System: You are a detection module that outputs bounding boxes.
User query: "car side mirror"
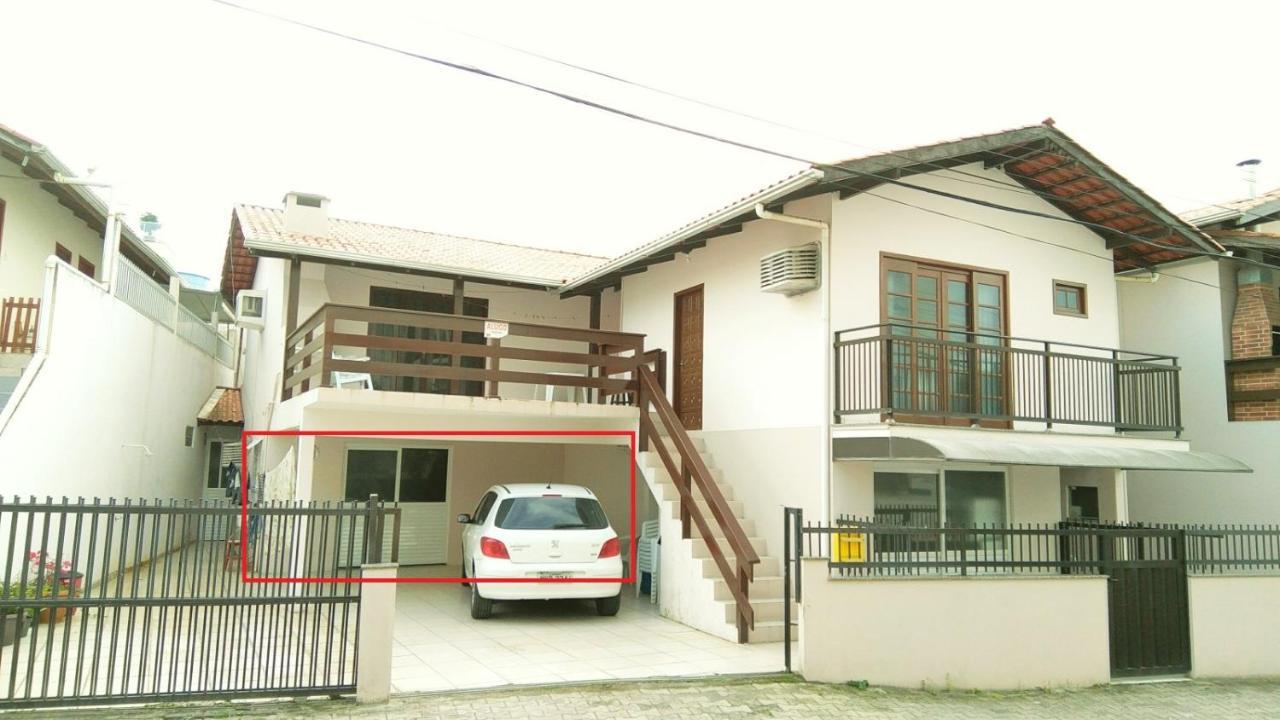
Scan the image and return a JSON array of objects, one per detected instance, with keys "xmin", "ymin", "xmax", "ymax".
[{"xmin": 456, "ymin": 513, "xmax": 472, "ymax": 524}]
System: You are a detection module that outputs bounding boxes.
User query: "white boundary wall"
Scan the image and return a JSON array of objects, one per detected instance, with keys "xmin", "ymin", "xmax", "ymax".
[
  {"xmin": 798, "ymin": 559, "xmax": 1111, "ymax": 689},
  {"xmin": 1188, "ymin": 575, "xmax": 1280, "ymax": 679},
  {"xmin": 0, "ymin": 261, "xmax": 220, "ymax": 501}
]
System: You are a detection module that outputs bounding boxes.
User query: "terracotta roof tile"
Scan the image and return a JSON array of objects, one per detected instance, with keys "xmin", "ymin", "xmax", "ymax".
[{"xmin": 197, "ymin": 387, "xmax": 242, "ymax": 425}]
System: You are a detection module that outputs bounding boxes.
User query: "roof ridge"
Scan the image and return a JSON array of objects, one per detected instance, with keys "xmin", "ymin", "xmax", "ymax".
[{"xmin": 236, "ymin": 203, "xmax": 609, "ymax": 261}]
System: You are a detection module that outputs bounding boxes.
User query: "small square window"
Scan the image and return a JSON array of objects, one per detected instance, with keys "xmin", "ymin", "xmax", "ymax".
[
  {"xmin": 54, "ymin": 243, "xmax": 72, "ymax": 264},
  {"xmin": 77, "ymin": 256, "xmax": 96, "ymax": 278},
  {"xmin": 1053, "ymin": 281, "xmax": 1087, "ymax": 317}
]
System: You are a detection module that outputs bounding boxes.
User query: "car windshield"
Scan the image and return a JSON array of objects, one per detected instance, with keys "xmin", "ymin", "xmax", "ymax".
[{"xmin": 493, "ymin": 496, "xmax": 609, "ymax": 530}]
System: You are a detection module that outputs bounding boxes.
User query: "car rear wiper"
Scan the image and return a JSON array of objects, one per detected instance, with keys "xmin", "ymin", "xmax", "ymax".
[{"xmin": 552, "ymin": 523, "xmax": 587, "ymax": 529}]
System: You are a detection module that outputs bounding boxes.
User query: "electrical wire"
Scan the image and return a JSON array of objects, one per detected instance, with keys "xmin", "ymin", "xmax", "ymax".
[
  {"xmin": 383, "ymin": 12, "xmax": 1260, "ymax": 231},
  {"xmin": 202, "ymin": 0, "xmax": 1256, "ymax": 273}
]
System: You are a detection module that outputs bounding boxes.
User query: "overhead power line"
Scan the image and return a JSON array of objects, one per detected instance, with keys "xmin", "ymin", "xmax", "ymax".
[{"xmin": 204, "ymin": 0, "xmax": 1276, "ymax": 277}]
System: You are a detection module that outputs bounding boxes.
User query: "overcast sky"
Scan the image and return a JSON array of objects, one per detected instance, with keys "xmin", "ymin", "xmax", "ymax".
[{"xmin": 3, "ymin": 0, "xmax": 1277, "ymax": 279}]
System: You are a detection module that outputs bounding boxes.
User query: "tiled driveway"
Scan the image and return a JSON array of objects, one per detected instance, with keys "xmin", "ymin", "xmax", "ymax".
[{"xmin": 389, "ymin": 566, "xmax": 783, "ymax": 692}]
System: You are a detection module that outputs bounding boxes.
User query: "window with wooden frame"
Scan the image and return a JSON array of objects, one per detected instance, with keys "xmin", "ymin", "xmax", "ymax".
[
  {"xmin": 54, "ymin": 243, "xmax": 72, "ymax": 264},
  {"xmin": 880, "ymin": 254, "xmax": 1009, "ymax": 425},
  {"xmin": 77, "ymin": 256, "xmax": 96, "ymax": 278},
  {"xmin": 1053, "ymin": 280, "xmax": 1087, "ymax": 317}
]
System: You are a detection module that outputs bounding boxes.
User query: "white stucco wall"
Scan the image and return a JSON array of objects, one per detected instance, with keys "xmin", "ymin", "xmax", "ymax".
[
  {"xmin": 1188, "ymin": 575, "xmax": 1280, "ymax": 678},
  {"xmin": 799, "ymin": 559, "xmax": 1111, "ymax": 689},
  {"xmin": 240, "ymin": 256, "xmax": 288, "ymax": 432},
  {"xmin": 307, "ymin": 437, "xmax": 632, "ymax": 566},
  {"xmin": 0, "ymin": 261, "xmax": 217, "ymax": 500},
  {"xmin": 0, "ymin": 156, "xmax": 104, "ymax": 298},
  {"xmin": 1118, "ymin": 258, "xmax": 1280, "ymax": 523},
  {"xmin": 831, "ymin": 164, "xmax": 1124, "ymax": 435}
]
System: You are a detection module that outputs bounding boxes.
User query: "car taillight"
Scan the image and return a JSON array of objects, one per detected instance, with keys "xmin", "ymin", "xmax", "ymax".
[
  {"xmin": 598, "ymin": 537, "xmax": 620, "ymax": 559},
  {"xmin": 480, "ymin": 536, "xmax": 509, "ymax": 559}
]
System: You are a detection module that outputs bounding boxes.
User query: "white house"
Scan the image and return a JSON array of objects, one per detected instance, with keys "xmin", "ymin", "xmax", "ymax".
[
  {"xmin": 0, "ymin": 122, "xmax": 235, "ymax": 503},
  {"xmin": 225, "ymin": 122, "xmax": 1255, "ymax": 650},
  {"xmin": 1118, "ymin": 185, "xmax": 1280, "ymax": 523}
]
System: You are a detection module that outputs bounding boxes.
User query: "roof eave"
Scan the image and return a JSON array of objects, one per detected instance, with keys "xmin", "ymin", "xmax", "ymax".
[
  {"xmin": 242, "ymin": 237, "xmax": 569, "ymax": 289},
  {"xmin": 560, "ymin": 168, "xmax": 825, "ymax": 294}
]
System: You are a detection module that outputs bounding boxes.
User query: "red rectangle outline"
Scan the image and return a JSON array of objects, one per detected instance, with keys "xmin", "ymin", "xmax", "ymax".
[{"xmin": 240, "ymin": 429, "xmax": 638, "ymax": 585}]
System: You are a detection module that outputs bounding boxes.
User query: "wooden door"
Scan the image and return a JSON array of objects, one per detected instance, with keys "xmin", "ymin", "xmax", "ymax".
[
  {"xmin": 673, "ymin": 285, "xmax": 704, "ymax": 430},
  {"xmin": 881, "ymin": 256, "xmax": 1008, "ymax": 426}
]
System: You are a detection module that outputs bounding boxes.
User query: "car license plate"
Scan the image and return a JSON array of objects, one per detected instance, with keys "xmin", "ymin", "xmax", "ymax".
[{"xmin": 538, "ymin": 572, "xmax": 574, "ymax": 579}]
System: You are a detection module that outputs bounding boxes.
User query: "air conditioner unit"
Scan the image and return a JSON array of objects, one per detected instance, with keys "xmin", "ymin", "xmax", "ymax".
[
  {"xmin": 236, "ymin": 290, "xmax": 266, "ymax": 330},
  {"xmin": 760, "ymin": 244, "xmax": 820, "ymax": 296}
]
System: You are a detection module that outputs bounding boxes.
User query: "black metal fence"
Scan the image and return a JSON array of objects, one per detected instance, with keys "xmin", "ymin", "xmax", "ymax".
[
  {"xmin": 795, "ymin": 517, "xmax": 1280, "ymax": 578},
  {"xmin": 833, "ymin": 323, "xmax": 1182, "ymax": 434},
  {"xmin": 0, "ymin": 496, "xmax": 398, "ymax": 709}
]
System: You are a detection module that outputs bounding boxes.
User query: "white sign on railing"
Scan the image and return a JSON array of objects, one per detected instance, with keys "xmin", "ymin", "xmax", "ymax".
[{"xmin": 483, "ymin": 320, "xmax": 509, "ymax": 339}]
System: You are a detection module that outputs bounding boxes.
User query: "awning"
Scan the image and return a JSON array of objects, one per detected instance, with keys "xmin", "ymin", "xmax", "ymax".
[
  {"xmin": 197, "ymin": 387, "xmax": 243, "ymax": 426},
  {"xmin": 832, "ymin": 436, "xmax": 1251, "ymax": 473}
]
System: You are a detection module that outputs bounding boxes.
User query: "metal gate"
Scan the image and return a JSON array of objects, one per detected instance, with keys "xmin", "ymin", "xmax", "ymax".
[
  {"xmin": 0, "ymin": 496, "xmax": 395, "ymax": 709},
  {"xmin": 1100, "ymin": 528, "xmax": 1191, "ymax": 678}
]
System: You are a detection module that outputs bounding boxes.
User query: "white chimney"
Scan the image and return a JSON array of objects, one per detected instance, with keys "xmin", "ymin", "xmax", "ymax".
[
  {"xmin": 282, "ymin": 192, "xmax": 330, "ymax": 236},
  {"xmin": 1237, "ymin": 159, "xmax": 1261, "ymax": 199}
]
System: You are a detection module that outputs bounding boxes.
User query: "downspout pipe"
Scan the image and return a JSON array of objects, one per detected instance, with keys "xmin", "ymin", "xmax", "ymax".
[{"xmin": 754, "ymin": 203, "xmax": 832, "ymax": 525}]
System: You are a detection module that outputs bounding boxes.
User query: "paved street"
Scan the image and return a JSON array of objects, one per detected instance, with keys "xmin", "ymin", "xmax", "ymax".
[{"xmin": 45, "ymin": 675, "xmax": 1280, "ymax": 719}]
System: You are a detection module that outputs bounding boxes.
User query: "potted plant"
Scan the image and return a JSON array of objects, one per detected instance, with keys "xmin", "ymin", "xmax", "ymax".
[
  {"xmin": 26, "ymin": 552, "xmax": 79, "ymax": 624},
  {"xmin": 0, "ymin": 583, "xmax": 33, "ymax": 646}
]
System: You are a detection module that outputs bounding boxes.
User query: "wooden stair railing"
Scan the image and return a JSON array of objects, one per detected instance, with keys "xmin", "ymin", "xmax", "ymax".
[{"xmin": 636, "ymin": 363, "xmax": 760, "ymax": 643}]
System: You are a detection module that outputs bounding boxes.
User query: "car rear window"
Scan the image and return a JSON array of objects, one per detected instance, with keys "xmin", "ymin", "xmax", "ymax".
[{"xmin": 493, "ymin": 496, "xmax": 609, "ymax": 530}]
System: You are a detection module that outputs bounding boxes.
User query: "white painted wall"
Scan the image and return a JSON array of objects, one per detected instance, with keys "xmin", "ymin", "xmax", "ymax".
[
  {"xmin": 1118, "ymin": 258, "xmax": 1280, "ymax": 523},
  {"xmin": 0, "ymin": 156, "xmax": 104, "ymax": 298},
  {"xmin": 831, "ymin": 163, "xmax": 1124, "ymax": 434},
  {"xmin": 620, "ymin": 195, "xmax": 827, "ymax": 433},
  {"xmin": 798, "ymin": 559, "xmax": 1112, "ymax": 689},
  {"xmin": 239, "ymin": 256, "xmax": 288, "ymax": 432},
  {"xmin": 0, "ymin": 261, "xmax": 218, "ymax": 500},
  {"xmin": 1188, "ymin": 575, "xmax": 1280, "ymax": 678},
  {"xmin": 307, "ymin": 437, "xmax": 632, "ymax": 566}
]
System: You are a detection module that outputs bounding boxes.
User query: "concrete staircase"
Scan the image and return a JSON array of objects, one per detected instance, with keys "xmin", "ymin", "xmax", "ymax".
[{"xmin": 637, "ymin": 419, "xmax": 787, "ymax": 644}]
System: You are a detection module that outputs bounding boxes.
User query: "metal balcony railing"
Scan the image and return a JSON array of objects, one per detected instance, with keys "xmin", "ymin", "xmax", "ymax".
[{"xmin": 834, "ymin": 323, "xmax": 1182, "ymax": 434}]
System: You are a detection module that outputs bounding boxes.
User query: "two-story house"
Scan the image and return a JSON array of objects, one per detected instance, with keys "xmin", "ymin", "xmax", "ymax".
[
  {"xmin": 225, "ymin": 122, "xmax": 1251, "ymax": 646},
  {"xmin": 1118, "ymin": 185, "xmax": 1280, "ymax": 523}
]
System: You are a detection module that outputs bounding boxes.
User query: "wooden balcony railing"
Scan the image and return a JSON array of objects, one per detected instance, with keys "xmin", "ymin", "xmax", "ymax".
[
  {"xmin": 834, "ymin": 323, "xmax": 1182, "ymax": 434},
  {"xmin": 637, "ymin": 363, "xmax": 760, "ymax": 643},
  {"xmin": 0, "ymin": 297, "xmax": 39, "ymax": 353},
  {"xmin": 282, "ymin": 303, "xmax": 646, "ymax": 402}
]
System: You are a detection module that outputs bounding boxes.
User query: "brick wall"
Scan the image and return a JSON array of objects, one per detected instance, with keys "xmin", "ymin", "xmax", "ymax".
[{"xmin": 1228, "ymin": 269, "xmax": 1280, "ymax": 421}]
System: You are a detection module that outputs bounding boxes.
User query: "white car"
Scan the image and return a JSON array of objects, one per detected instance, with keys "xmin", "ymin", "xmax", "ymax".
[{"xmin": 458, "ymin": 484, "xmax": 624, "ymax": 619}]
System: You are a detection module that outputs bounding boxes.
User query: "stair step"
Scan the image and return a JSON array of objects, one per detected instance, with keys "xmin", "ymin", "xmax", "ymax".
[
  {"xmin": 667, "ymin": 496, "xmax": 744, "ymax": 520},
  {"xmin": 746, "ymin": 621, "xmax": 787, "ymax": 644},
  {"xmin": 713, "ymin": 575, "xmax": 784, "ymax": 601},
  {"xmin": 721, "ymin": 598, "xmax": 793, "ymax": 625},
  {"xmin": 691, "ymin": 516, "xmax": 757, "ymax": 538},
  {"xmin": 648, "ymin": 476, "xmax": 733, "ymax": 502},
  {"xmin": 691, "ymin": 536, "xmax": 767, "ymax": 559},
  {"xmin": 699, "ymin": 554, "xmax": 779, "ymax": 578},
  {"xmin": 637, "ymin": 452, "xmax": 720, "ymax": 476}
]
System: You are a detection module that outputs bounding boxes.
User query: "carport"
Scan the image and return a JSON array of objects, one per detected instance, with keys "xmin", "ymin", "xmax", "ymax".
[{"xmin": 387, "ymin": 566, "xmax": 782, "ymax": 692}]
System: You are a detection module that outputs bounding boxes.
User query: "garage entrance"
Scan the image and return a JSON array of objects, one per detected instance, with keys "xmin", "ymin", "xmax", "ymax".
[{"xmin": 343, "ymin": 447, "xmax": 450, "ymax": 565}]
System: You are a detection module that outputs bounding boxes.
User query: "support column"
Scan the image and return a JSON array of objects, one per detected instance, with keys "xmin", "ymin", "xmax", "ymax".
[
  {"xmin": 589, "ymin": 291, "xmax": 602, "ymax": 403},
  {"xmin": 356, "ymin": 562, "xmax": 399, "ymax": 704},
  {"xmin": 450, "ymin": 278, "xmax": 464, "ymax": 395},
  {"xmin": 285, "ymin": 256, "xmax": 302, "ymax": 335},
  {"xmin": 288, "ymin": 434, "xmax": 317, "ymax": 581},
  {"xmin": 1111, "ymin": 469, "xmax": 1130, "ymax": 523}
]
